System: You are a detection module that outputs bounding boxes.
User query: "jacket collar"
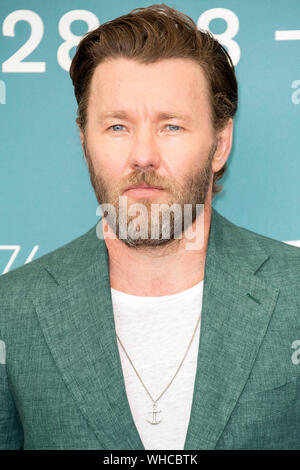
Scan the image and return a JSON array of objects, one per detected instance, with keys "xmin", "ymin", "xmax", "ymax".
[{"xmin": 33, "ymin": 208, "xmax": 279, "ymax": 449}]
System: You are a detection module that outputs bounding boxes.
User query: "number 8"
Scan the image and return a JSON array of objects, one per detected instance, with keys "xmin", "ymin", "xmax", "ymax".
[
  {"xmin": 197, "ymin": 8, "xmax": 240, "ymax": 66},
  {"xmin": 57, "ymin": 10, "xmax": 100, "ymax": 72}
]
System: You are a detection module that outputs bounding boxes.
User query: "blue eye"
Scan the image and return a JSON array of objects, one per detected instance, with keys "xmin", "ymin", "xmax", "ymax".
[
  {"xmin": 109, "ymin": 124, "xmax": 125, "ymax": 132},
  {"xmin": 166, "ymin": 125, "xmax": 181, "ymax": 131}
]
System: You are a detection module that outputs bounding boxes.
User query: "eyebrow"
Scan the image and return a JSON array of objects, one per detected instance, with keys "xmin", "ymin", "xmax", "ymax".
[{"xmin": 98, "ymin": 110, "xmax": 193, "ymax": 123}]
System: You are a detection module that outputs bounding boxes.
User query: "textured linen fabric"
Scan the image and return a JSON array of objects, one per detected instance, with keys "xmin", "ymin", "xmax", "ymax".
[
  {"xmin": 111, "ymin": 280, "xmax": 204, "ymax": 450},
  {"xmin": 0, "ymin": 207, "xmax": 300, "ymax": 449}
]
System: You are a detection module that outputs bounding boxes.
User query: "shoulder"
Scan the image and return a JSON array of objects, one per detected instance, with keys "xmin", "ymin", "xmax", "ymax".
[
  {"xmin": 0, "ymin": 221, "xmax": 105, "ymax": 300},
  {"xmin": 238, "ymin": 220, "xmax": 300, "ymax": 261},
  {"xmin": 219, "ymin": 210, "xmax": 300, "ymax": 279}
]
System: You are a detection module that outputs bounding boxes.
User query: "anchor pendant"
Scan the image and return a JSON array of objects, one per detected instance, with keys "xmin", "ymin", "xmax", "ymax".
[{"xmin": 146, "ymin": 402, "xmax": 162, "ymax": 424}]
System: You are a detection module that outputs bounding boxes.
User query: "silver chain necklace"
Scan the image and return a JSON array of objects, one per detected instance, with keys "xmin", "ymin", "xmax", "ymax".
[{"xmin": 116, "ymin": 311, "xmax": 201, "ymax": 425}]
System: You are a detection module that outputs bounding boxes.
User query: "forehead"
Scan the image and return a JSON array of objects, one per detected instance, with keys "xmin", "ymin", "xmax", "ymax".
[{"xmin": 88, "ymin": 57, "xmax": 211, "ymax": 118}]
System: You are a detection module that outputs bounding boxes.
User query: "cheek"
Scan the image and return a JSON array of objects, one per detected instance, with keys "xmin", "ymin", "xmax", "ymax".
[
  {"xmin": 167, "ymin": 143, "xmax": 210, "ymax": 173},
  {"xmin": 87, "ymin": 137, "xmax": 121, "ymax": 176},
  {"xmin": 160, "ymin": 138, "xmax": 194, "ymax": 165}
]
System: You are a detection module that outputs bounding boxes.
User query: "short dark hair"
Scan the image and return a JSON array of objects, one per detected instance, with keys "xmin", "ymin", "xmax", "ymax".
[{"xmin": 69, "ymin": 3, "xmax": 238, "ymax": 197}]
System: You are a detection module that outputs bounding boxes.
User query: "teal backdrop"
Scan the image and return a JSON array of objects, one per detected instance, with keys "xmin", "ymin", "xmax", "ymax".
[{"xmin": 1, "ymin": 0, "xmax": 300, "ymax": 273}]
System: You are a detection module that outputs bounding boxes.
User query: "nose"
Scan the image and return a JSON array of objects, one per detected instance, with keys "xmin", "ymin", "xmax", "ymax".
[{"xmin": 127, "ymin": 125, "xmax": 161, "ymax": 171}]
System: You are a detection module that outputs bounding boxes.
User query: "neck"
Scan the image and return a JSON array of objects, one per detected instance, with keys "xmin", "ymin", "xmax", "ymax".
[{"xmin": 103, "ymin": 198, "xmax": 212, "ymax": 297}]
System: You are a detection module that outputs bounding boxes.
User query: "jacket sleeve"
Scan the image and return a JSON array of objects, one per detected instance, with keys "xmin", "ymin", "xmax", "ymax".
[{"xmin": 0, "ymin": 338, "xmax": 24, "ymax": 450}]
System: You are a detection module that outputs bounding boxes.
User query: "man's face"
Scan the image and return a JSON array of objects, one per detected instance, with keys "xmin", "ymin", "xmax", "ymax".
[{"xmin": 81, "ymin": 57, "xmax": 219, "ymax": 248}]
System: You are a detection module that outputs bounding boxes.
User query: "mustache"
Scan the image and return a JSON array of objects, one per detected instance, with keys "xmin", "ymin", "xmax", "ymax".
[{"xmin": 120, "ymin": 170, "xmax": 172, "ymax": 193}]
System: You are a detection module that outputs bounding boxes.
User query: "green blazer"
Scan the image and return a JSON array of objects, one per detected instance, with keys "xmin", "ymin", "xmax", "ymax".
[{"xmin": 1, "ymin": 208, "xmax": 300, "ymax": 450}]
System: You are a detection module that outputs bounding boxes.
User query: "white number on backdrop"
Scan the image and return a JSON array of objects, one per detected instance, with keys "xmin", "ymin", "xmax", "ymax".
[
  {"xmin": 57, "ymin": 10, "xmax": 100, "ymax": 71},
  {"xmin": 291, "ymin": 80, "xmax": 300, "ymax": 105},
  {"xmin": 2, "ymin": 10, "xmax": 45, "ymax": 72},
  {"xmin": 2, "ymin": 9, "xmax": 100, "ymax": 73},
  {"xmin": 0, "ymin": 245, "xmax": 39, "ymax": 274},
  {"xmin": 197, "ymin": 8, "xmax": 240, "ymax": 66}
]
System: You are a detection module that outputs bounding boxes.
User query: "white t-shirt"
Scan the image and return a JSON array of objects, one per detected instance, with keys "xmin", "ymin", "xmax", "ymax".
[{"xmin": 111, "ymin": 280, "xmax": 204, "ymax": 450}]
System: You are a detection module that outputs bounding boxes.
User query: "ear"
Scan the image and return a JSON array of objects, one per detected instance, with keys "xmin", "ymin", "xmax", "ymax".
[
  {"xmin": 211, "ymin": 118, "xmax": 233, "ymax": 173},
  {"xmin": 76, "ymin": 117, "xmax": 85, "ymax": 148},
  {"xmin": 79, "ymin": 129, "xmax": 84, "ymax": 148}
]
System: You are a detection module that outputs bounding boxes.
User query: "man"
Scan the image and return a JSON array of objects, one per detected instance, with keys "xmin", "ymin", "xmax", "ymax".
[{"xmin": 1, "ymin": 4, "xmax": 300, "ymax": 450}]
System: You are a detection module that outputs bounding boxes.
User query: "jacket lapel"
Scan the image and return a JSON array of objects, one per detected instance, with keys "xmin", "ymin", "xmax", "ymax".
[
  {"xmin": 33, "ymin": 228, "xmax": 145, "ymax": 449},
  {"xmin": 183, "ymin": 209, "xmax": 280, "ymax": 449},
  {"xmin": 33, "ymin": 208, "xmax": 280, "ymax": 450}
]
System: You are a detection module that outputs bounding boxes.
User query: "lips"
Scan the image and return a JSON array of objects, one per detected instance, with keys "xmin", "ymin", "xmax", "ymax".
[{"xmin": 124, "ymin": 183, "xmax": 163, "ymax": 192}]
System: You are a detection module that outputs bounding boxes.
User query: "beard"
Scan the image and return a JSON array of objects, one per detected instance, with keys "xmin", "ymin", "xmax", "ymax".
[{"xmin": 83, "ymin": 139, "xmax": 217, "ymax": 249}]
